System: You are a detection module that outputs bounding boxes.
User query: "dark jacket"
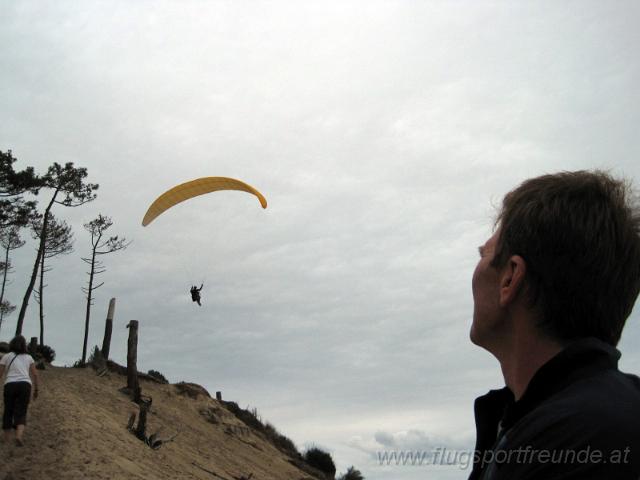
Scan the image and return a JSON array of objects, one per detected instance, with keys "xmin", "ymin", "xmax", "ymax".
[{"xmin": 469, "ymin": 338, "xmax": 640, "ymax": 480}]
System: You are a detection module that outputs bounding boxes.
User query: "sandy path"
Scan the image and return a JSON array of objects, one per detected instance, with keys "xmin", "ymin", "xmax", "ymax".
[{"xmin": 0, "ymin": 365, "xmax": 317, "ymax": 480}]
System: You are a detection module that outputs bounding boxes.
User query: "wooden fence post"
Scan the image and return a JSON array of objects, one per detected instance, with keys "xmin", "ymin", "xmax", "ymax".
[
  {"xmin": 101, "ymin": 298, "xmax": 116, "ymax": 360},
  {"xmin": 126, "ymin": 320, "xmax": 139, "ymax": 400},
  {"xmin": 134, "ymin": 401, "xmax": 149, "ymax": 441}
]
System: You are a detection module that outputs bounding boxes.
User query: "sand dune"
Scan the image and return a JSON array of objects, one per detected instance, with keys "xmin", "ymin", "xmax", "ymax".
[{"xmin": 0, "ymin": 365, "xmax": 321, "ymax": 480}]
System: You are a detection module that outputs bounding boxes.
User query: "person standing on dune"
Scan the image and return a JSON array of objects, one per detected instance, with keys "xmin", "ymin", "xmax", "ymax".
[{"xmin": 0, "ymin": 335, "xmax": 39, "ymax": 447}]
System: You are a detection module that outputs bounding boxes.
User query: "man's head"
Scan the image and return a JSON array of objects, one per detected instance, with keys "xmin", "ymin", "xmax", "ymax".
[{"xmin": 473, "ymin": 170, "xmax": 640, "ymax": 347}]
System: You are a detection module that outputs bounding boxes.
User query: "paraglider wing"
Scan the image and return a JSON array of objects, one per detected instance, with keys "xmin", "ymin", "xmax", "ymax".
[{"xmin": 142, "ymin": 177, "xmax": 267, "ymax": 226}]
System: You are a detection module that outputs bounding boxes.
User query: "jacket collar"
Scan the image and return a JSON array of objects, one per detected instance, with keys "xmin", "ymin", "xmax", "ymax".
[
  {"xmin": 502, "ymin": 337, "xmax": 619, "ymax": 429},
  {"xmin": 472, "ymin": 337, "xmax": 620, "ymax": 452}
]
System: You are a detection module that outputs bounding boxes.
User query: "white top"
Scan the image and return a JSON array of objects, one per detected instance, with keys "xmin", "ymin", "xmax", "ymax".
[{"xmin": 0, "ymin": 353, "xmax": 34, "ymax": 385}]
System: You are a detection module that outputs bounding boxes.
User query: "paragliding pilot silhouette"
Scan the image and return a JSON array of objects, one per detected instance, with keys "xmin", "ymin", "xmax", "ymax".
[{"xmin": 190, "ymin": 284, "xmax": 203, "ymax": 306}]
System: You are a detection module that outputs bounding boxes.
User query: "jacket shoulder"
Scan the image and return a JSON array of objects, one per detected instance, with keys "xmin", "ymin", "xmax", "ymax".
[
  {"xmin": 513, "ymin": 370, "xmax": 640, "ymax": 440},
  {"xmin": 499, "ymin": 370, "xmax": 640, "ymax": 478}
]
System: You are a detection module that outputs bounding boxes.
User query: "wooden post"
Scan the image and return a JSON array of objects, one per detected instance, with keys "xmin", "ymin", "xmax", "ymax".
[
  {"xmin": 216, "ymin": 391, "xmax": 222, "ymax": 401},
  {"xmin": 134, "ymin": 401, "xmax": 149, "ymax": 441},
  {"xmin": 126, "ymin": 320, "xmax": 139, "ymax": 397},
  {"xmin": 101, "ymin": 298, "xmax": 116, "ymax": 360}
]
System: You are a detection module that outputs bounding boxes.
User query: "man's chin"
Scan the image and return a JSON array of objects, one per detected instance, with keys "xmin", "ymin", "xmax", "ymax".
[
  {"xmin": 469, "ymin": 319, "xmax": 482, "ymax": 347},
  {"xmin": 469, "ymin": 321, "xmax": 492, "ymax": 349},
  {"xmin": 469, "ymin": 324, "xmax": 481, "ymax": 346}
]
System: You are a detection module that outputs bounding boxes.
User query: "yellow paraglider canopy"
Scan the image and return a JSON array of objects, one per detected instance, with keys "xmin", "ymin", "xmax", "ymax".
[{"xmin": 142, "ymin": 176, "xmax": 267, "ymax": 226}]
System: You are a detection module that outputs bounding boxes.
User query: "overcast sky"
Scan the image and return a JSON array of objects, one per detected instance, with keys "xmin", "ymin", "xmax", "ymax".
[{"xmin": 1, "ymin": 2, "xmax": 640, "ymax": 478}]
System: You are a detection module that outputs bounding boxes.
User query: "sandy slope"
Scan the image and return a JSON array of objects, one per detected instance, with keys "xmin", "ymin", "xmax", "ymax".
[{"xmin": 0, "ymin": 365, "xmax": 317, "ymax": 480}]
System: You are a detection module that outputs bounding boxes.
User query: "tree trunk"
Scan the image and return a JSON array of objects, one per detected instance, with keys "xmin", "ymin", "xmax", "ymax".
[
  {"xmin": 16, "ymin": 191, "xmax": 57, "ymax": 335},
  {"xmin": 126, "ymin": 320, "xmax": 139, "ymax": 395},
  {"xmin": 81, "ymin": 247, "xmax": 97, "ymax": 364},
  {"xmin": 101, "ymin": 298, "xmax": 116, "ymax": 360},
  {"xmin": 39, "ymin": 251, "xmax": 45, "ymax": 345},
  {"xmin": 0, "ymin": 242, "xmax": 10, "ymax": 333}
]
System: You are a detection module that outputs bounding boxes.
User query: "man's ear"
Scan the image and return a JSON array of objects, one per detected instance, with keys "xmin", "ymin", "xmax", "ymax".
[{"xmin": 499, "ymin": 255, "xmax": 527, "ymax": 307}]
